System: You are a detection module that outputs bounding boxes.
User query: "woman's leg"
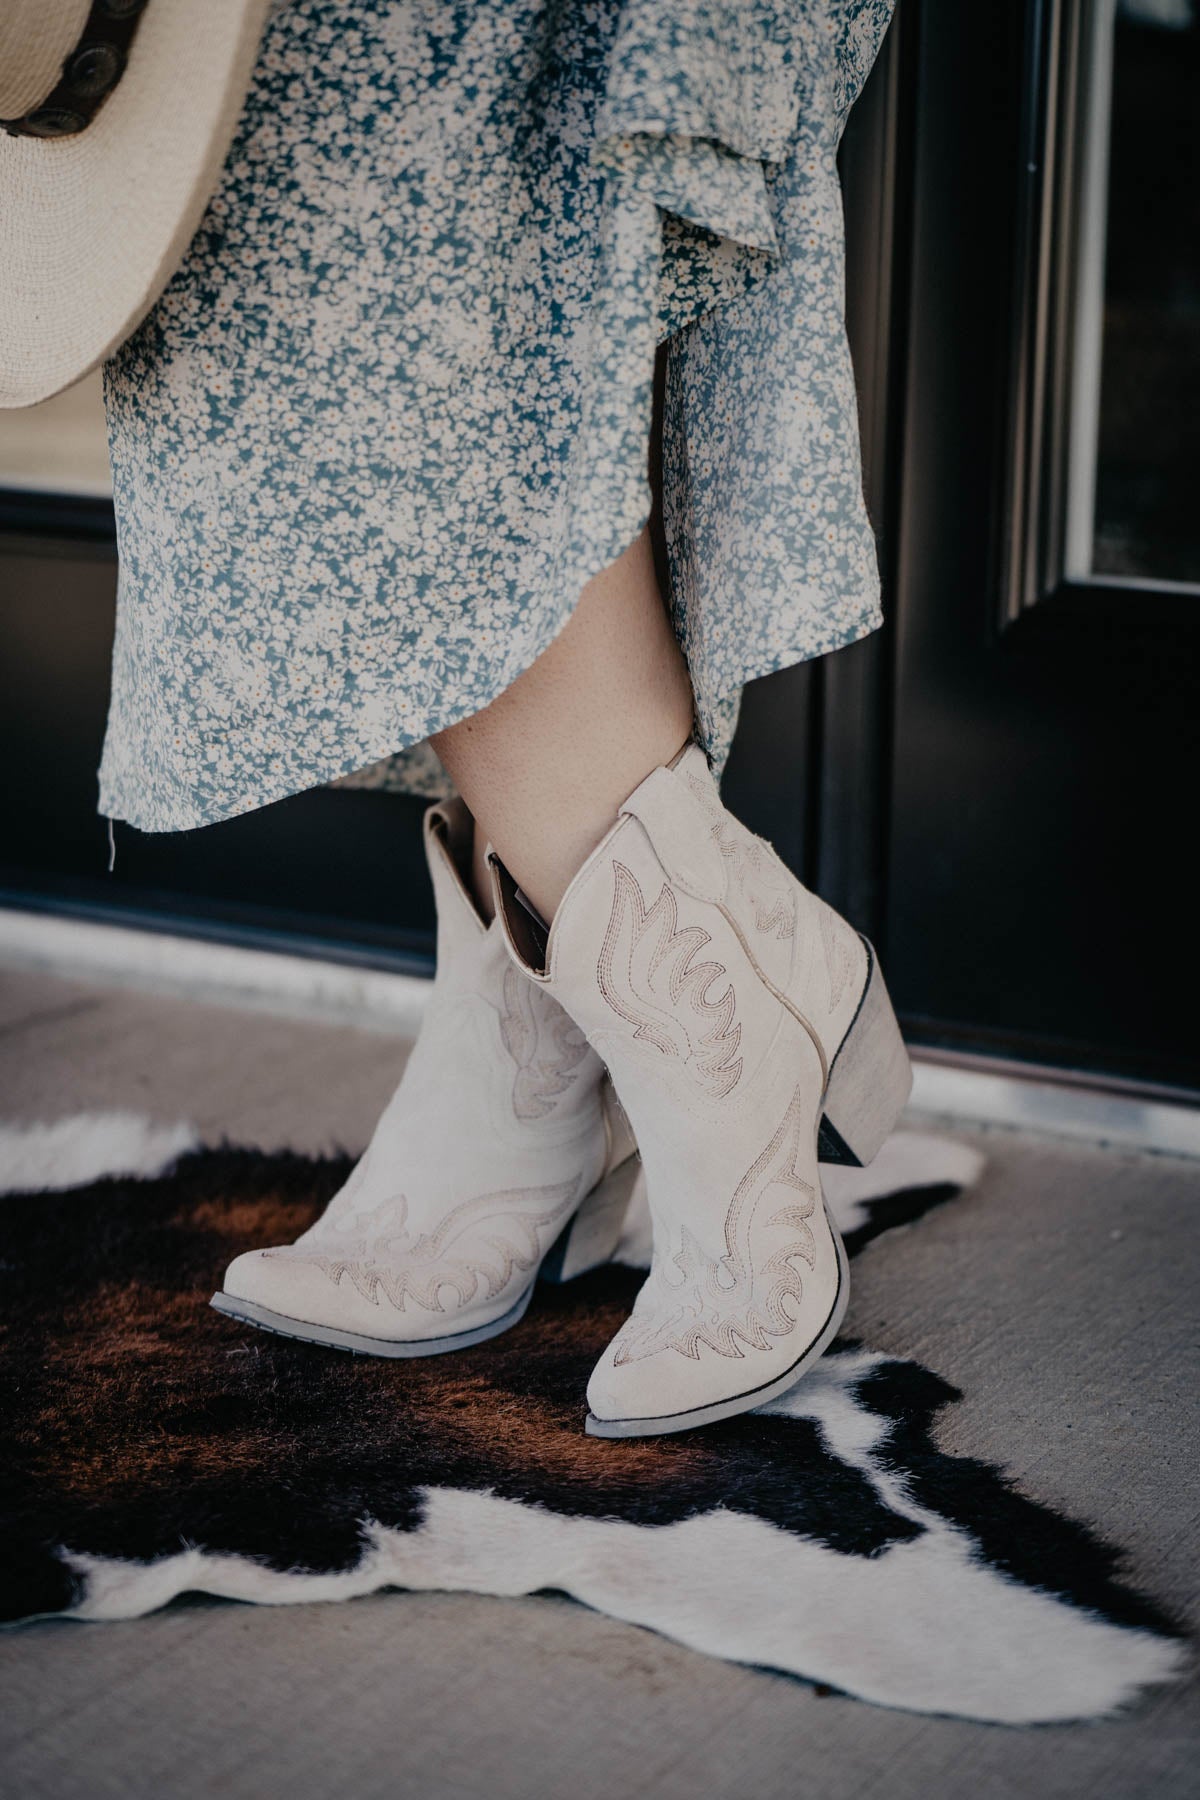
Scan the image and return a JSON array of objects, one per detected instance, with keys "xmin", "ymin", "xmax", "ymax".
[
  {"xmin": 215, "ymin": 534, "xmax": 683, "ymax": 1354},
  {"xmin": 432, "ymin": 523, "xmax": 694, "ymax": 924},
  {"xmin": 220, "ymin": 499, "xmax": 910, "ymax": 1424}
]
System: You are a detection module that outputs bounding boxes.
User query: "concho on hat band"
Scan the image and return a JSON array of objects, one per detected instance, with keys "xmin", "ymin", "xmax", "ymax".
[{"xmin": 1, "ymin": 0, "xmax": 150, "ymax": 140}]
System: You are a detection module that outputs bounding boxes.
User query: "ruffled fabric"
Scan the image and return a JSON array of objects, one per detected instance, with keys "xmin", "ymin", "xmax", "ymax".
[{"xmin": 100, "ymin": 0, "xmax": 894, "ymax": 830}]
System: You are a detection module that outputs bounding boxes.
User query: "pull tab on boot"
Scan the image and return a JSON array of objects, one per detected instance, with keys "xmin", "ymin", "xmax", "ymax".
[{"xmin": 618, "ymin": 764, "xmax": 727, "ymax": 902}]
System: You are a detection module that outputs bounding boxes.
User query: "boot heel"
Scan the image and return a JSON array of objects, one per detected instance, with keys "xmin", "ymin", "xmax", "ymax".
[
  {"xmin": 818, "ymin": 940, "xmax": 911, "ymax": 1167},
  {"xmin": 540, "ymin": 1153, "xmax": 641, "ymax": 1284}
]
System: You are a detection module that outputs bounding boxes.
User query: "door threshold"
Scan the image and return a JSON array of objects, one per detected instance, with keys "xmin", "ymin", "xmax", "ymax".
[
  {"xmin": 0, "ymin": 903, "xmax": 430, "ymax": 1038},
  {"xmin": 909, "ymin": 1048, "xmax": 1200, "ymax": 1161},
  {"xmin": 2, "ymin": 903, "xmax": 1197, "ymax": 1160}
]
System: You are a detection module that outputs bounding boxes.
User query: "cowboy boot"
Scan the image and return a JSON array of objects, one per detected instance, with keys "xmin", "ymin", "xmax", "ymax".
[
  {"xmin": 490, "ymin": 742, "xmax": 911, "ymax": 1436},
  {"xmin": 212, "ymin": 798, "xmax": 638, "ymax": 1355}
]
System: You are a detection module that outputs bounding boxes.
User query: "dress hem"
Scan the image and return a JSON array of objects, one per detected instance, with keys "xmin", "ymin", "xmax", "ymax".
[{"xmin": 97, "ymin": 600, "xmax": 885, "ymax": 836}]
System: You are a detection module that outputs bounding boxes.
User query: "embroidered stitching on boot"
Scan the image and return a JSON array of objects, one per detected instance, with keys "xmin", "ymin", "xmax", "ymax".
[
  {"xmin": 499, "ymin": 964, "xmax": 592, "ymax": 1120},
  {"xmin": 596, "ymin": 861, "xmax": 743, "ymax": 1100},
  {"xmin": 268, "ymin": 1179, "xmax": 579, "ymax": 1313},
  {"xmin": 820, "ymin": 908, "xmax": 857, "ymax": 1014},
  {"xmin": 683, "ymin": 768, "xmax": 796, "ymax": 940},
  {"xmin": 612, "ymin": 1086, "xmax": 818, "ymax": 1364}
]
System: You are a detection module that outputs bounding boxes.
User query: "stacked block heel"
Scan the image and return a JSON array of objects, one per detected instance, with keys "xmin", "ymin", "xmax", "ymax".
[
  {"xmin": 817, "ymin": 940, "xmax": 912, "ymax": 1168},
  {"xmin": 539, "ymin": 1154, "xmax": 642, "ymax": 1285}
]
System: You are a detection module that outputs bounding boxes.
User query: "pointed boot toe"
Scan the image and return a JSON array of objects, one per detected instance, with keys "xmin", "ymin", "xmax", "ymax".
[
  {"xmin": 583, "ymin": 1204, "xmax": 850, "ymax": 1436},
  {"xmin": 212, "ymin": 1233, "xmax": 543, "ymax": 1357},
  {"xmin": 213, "ymin": 1244, "xmax": 407, "ymax": 1352}
]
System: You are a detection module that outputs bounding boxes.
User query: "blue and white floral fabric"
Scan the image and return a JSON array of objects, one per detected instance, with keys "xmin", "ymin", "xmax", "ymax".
[{"xmin": 99, "ymin": 0, "xmax": 895, "ymax": 832}]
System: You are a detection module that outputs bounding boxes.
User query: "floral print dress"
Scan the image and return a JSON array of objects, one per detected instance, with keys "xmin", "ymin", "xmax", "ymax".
[{"xmin": 99, "ymin": 0, "xmax": 895, "ymax": 832}]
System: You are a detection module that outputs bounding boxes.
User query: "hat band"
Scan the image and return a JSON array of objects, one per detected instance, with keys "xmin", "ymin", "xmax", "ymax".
[{"xmin": 1, "ymin": 0, "xmax": 150, "ymax": 140}]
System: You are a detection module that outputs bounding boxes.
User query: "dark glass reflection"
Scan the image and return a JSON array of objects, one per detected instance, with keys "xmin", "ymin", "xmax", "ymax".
[{"xmin": 1094, "ymin": 1, "xmax": 1200, "ymax": 583}]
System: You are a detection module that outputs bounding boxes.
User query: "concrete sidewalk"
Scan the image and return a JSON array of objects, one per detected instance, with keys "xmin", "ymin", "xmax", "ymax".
[{"xmin": 1, "ymin": 965, "xmax": 1196, "ymax": 1800}]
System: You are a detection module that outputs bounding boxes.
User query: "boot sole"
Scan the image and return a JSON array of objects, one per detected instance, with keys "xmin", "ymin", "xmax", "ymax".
[
  {"xmin": 209, "ymin": 1279, "xmax": 537, "ymax": 1358},
  {"xmin": 584, "ymin": 1213, "xmax": 849, "ymax": 1439}
]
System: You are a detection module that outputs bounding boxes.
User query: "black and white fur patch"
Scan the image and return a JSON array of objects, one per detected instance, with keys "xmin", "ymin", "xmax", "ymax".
[{"xmin": 0, "ymin": 1114, "xmax": 1185, "ymax": 1724}]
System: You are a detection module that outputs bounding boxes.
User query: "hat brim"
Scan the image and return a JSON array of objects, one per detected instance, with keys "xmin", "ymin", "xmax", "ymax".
[{"xmin": 0, "ymin": 0, "xmax": 273, "ymax": 409}]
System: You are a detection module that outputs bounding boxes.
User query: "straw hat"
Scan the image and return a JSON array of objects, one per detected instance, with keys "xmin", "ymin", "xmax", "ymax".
[{"xmin": 1, "ymin": 0, "xmax": 273, "ymax": 409}]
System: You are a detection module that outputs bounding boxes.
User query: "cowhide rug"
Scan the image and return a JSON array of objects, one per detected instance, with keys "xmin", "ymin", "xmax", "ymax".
[{"xmin": 0, "ymin": 1113, "xmax": 1185, "ymax": 1724}]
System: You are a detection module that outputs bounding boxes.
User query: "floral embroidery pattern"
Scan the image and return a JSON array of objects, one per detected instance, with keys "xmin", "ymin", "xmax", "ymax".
[
  {"xmin": 819, "ymin": 905, "xmax": 859, "ymax": 1014},
  {"xmin": 597, "ymin": 861, "xmax": 743, "ymax": 1101},
  {"xmin": 498, "ymin": 963, "xmax": 593, "ymax": 1121},
  {"xmin": 612, "ymin": 1084, "xmax": 819, "ymax": 1365},
  {"xmin": 270, "ymin": 1179, "xmax": 580, "ymax": 1314},
  {"xmin": 99, "ymin": 0, "xmax": 894, "ymax": 832},
  {"xmin": 683, "ymin": 763, "xmax": 797, "ymax": 941}
]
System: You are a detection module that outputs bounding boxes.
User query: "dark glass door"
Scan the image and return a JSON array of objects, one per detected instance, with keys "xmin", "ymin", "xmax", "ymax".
[{"xmin": 880, "ymin": 0, "xmax": 1200, "ymax": 1091}]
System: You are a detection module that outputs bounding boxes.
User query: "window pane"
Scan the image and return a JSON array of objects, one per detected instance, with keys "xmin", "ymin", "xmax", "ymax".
[{"xmin": 1071, "ymin": 0, "xmax": 1200, "ymax": 586}]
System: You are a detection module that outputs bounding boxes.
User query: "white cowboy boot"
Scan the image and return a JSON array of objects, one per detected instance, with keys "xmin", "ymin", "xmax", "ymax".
[
  {"xmin": 490, "ymin": 743, "xmax": 911, "ymax": 1436},
  {"xmin": 212, "ymin": 798, "xmax": 638, "ymax": 1355}
]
